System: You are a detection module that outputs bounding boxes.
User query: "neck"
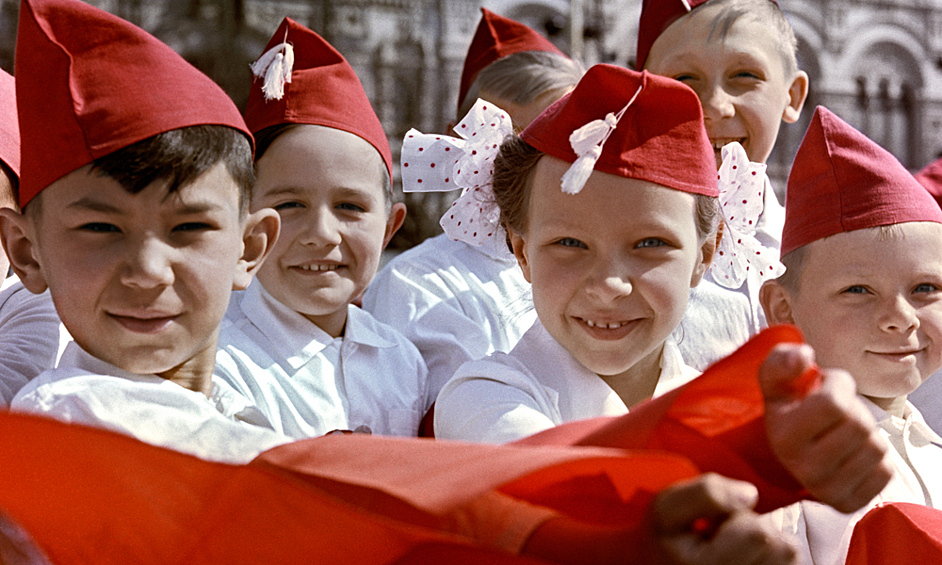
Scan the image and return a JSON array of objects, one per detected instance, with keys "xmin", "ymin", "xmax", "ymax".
[
  {"xmin": 599, "ymin": 343, "xmax": 665, "ymax": 410},
  {"xmin": 156, "ymin": 338, "xmax": 217, "ymax": 397},
  {"xmin": 865, "ymin": 394, "xmax": 909, "ymax": 419}
]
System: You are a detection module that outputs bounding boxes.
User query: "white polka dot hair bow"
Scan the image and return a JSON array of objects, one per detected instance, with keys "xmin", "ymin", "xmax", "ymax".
[
  {"xmin": 401, "ymin": 99, "xmax": 514, "ymax": 247},
  {"xmin": 711, "ymin": 142, "xmax": 785, "ymax": 289}
]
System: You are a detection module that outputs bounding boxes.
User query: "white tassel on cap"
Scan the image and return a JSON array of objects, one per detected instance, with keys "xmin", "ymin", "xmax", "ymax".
[
  {"xmin": 560, "ymin": 84, "xmax": 643, "ymax": 195},
  {"xmin": 250, "ymin": 32, "xmax": 294, "ymax": 101}
]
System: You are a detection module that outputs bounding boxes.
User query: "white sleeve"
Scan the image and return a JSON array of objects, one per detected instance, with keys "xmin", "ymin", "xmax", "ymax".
[
  {"xmin": 434, "ymin": 356, "xmax": 560, "ymax": 444},
  {"xmin": 0, "ymin": 286, "xmax": 62, "ymax": 406}
]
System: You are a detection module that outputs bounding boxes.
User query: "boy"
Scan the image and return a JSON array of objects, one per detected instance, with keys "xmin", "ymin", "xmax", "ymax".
[
  {"xmin": 214, "ymin": 17, "xmax": 428, "ymax": 438},
  {"xmin": 760, "ymin": 106, "xmax": 942, "ymax": 565},
  {"xmin": 3, "ymin": 0, "xmax": 287, "ymax": 463},
  {"xmin": 638, "ymin": 0, "xmax": 809, "ymax": 370},
  {"xmin": 363, "ymin": 8, "xmax": 583, "ymax": 399},
  {"xmin": 0, "ymin": 68, "xmax": 63, "ymax": 405}
]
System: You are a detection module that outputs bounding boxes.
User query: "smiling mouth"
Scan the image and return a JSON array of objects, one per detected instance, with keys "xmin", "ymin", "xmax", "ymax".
[
  {"xmin": 711, "ymin": 138, "xmax": 744, "ymax": 151},
  {"xmin": 110, "ymin": 313, "xmax": 177, "ymax": 334},
  {"xmin": 296, "ymin": 264, "xmax": 340, "ymax": 272},
  {"xmin": 584, "ymin": 319, "xmax": 630, "ymax": 329}
]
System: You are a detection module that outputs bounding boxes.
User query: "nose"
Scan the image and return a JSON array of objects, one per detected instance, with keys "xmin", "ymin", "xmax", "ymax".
[
  {"xmin": 121, "ymin": 235, "xmax": 174, "ymax": 289},
  {"xmin": 700, "ymin": 83, "xmax": 736, "ymax": 122},
  {"xmin": 299, "ymin": 206, "xmax": 343, "ymax": 247},
  {"xmin": 584, "ymin": 261, "xmax": 633, "ymax": 304},
  {"xmin": 879, "ymin": 295, "xmax": 920, "ymax": 333}
]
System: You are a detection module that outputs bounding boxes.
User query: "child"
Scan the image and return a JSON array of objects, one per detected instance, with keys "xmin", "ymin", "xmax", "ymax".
[
  {"xmin": 363, "ymin": 8, "xmax": 583, "ymax": 399},
  {"xmin": 4, "ymin": 0, "xmax": 288, "ymax": 463},
  {"xmin": 759, "ymin": 106, "xmax": 942, "ymax": 565},
  {"xmin": 0, "ymin": 68, "xmax": 63, "ymax": 405},
  {"xmin": 638, "ymin": 0, "xmax": 809, "ymax": 371},
  {"xmin": 214, "ymin": 17, "xmax": 428, "ymax": 439},
  {"xmin": 434, "ymin": 63, "xmax": 785, "ymax": 443}
]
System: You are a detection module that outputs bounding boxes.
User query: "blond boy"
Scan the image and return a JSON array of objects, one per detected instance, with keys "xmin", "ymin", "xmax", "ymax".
[
  {"xmin": 760, "ymin": 106, "xmax": 942, "ymax": 565},
  {"xmin": 639, "ymin": 0, "xmax": 809, "ymax": 370}
]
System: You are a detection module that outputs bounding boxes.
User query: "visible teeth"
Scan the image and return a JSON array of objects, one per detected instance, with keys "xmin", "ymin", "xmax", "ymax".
[
  {"xmin": 299, "ymin": 264, "xmax": 338, "ymax": 271},
  {"xmin": 585, "ymin": 320, "xmax": 628, "ymax": 329}
]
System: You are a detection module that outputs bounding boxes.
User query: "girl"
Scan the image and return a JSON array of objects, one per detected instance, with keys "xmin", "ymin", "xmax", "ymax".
[{"xmin": 426, "ymin": 63, "xmax": 783, "ymax": 443}]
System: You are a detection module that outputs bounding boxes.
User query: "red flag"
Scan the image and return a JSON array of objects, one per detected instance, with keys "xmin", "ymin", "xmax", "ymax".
[{"xmin": 846, "ymin": 503, "xmax": 942, "ymax": 565}]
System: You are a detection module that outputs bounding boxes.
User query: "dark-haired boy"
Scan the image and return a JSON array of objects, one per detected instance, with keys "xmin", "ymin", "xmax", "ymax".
[{"xmin": 3, "ymin": 0, "xmax": 286, "ymax": 462}]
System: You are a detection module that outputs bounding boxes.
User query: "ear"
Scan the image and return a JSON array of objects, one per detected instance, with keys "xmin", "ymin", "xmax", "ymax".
[
  {"xmin": 0, "ymin": 207, "xmax": 48, "ymax": 294},
  {"xmin": 690, "ymin": 224, "xmax": 723, "ymax": 287},
  {"xmin": 508, "ymin": 227, "xmax": 532, "ymax": 283},
  {"xmin": 382, "ymin": 202, "xmax": 407, "ymax": 250},
  {"xmin": 233, "ymin": 208, "xmax": 280, "ymax": 291},
  {"xmin": 759, "ymin": 280, "xmax": 797, "ymax": 325},
  {"xmin": 782, "ymin": 70, "xmax": 809, "ymax": 124}
]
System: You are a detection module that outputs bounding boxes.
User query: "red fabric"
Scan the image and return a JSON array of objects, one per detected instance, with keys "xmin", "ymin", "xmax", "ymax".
[
  {"xmin": 0, "ymin": 69, "xmax": 19, "ymax": 178},
  {"xmin": 520, "ymin": 65, "xmax": 717, "ymax": 197},
  {"xmin": 458, "ymin": 8, "xmax": 564, "ymax": 113},
  {"xmin": 846, "ymin": 503, "xmax": 942, "ymax": 565},
  {"xmin": 915, "ymin": 157, "xmax": 942, "ymax": 210},
  {"xmin": 244, "ymin": 18, "xmax": 392, "ymax": 180},
  {"xmin": 0, "ymin": 411, "xmax": 700, "ymax": 563},
  {"xmin": 14, "ymin": 0, "xmax": 251, "ymax": 208},
  {"xmin": 782, "ymin": 107, "xmax": 942, "ymax": 256},
  {"xmin": 514, "ymin": 325, "xmax": 812, "ymax": 514},
  {"xmin": 635, "ymin": 0, "xmax": 780, "ymax": 70}
]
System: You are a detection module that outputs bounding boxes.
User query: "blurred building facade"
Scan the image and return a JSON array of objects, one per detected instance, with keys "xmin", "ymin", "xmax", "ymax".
[{"xmin": 2, "ymin": 0, "xmax": 942, "ymax": 246}]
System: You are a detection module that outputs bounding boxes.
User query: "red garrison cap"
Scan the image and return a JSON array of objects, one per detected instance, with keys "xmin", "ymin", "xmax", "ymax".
[
  {"xmin": 636, "ymin": 0, "xmax": 780, "ymax": 70},
  {"xmin": 458, "ymin": 8, "xmax": 564, "ymax": 113},
  {"xmin": 0, "ymin": 69, "xmax": 19, "ymax": 179},
  {"xmin": 520, "ymin": 64, "xmax": 717, "ymax": 197},
  {"xmin": 14, "ymin": 0, "xmax": 251, "ymax": 208},
  {"xmin": 915, "ymin": 157, "xmax": 942, "ymax": 210},
  {"xmin": 245, "ymin": 17, "xmax": 392, "ymax": 181},
  {"xmin": 781, "ymin": 106, "xmax": 942, "ymax": 256}
]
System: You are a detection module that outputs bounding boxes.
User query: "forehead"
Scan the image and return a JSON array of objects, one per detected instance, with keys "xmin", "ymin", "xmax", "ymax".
[
  {"xmin": 645, "ymin": 4, "xmax": 785, "ymax": 72},
  {"xmin": 528, "ymin": 156, "xmax": 698, "ymax": 233},
  {"xmin": 253, "ymin": 125, "xmax": 387, "ymax": 200},
  {"xmin": 803, "ymin": 223, "xmax": 942, "ymax": 279}
]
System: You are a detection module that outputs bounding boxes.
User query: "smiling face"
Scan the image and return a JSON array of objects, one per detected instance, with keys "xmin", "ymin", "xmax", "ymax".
[
  {"xmin": 510, "ymin": 156, "xmax": 712, "ymax": 386},
  {"xmin": 20, "ymin": 162, "xmax": 255, "ymax": 382},
  {"xmin": 772, "ymin": 223, "xmax": 942, "ymax": 411},
  {"xmin": 252, "ymin": 125, "xmax": 403, "ymax": 338},
  {"xmin": 643, "ymin": 3, "xmax": 807, "ymax": 167}
]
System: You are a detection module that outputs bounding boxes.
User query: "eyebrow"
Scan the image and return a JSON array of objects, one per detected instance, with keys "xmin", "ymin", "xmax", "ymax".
[
  {"xmin": 260, "ymin": 184, "xmax": 380, "ymax": 202},
  {"xmin": 66, "ymin": 196, "xmax": 226, "ymax": 215}
]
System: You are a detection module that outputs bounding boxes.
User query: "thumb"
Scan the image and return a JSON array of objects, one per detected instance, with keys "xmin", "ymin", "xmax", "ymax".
[{"xmin": 759, "ymin": 343, "xmax": 822, "ymax": 403}]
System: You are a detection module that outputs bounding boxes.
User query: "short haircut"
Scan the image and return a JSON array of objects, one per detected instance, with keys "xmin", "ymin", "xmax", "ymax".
[
  {"xmin": 492, "ymin": 134, "xmax": 719, "ymax": 251},
  {"xmin": 89, "ymin": 125, "xmax": 254, "ymax": 215},
  {"xmin": 458, "ymin": 51, "xmax": 585, "ymax": 121},
  {"xmin": 693, "ymin": 0, "xmax": 799, "ymax": 75},
  {"xmin": 253, "ymin": 123, "xmax": 393, "ymax": 213},
  {"xmin": 0, "ymin": 160, "xmax": 18, "ymax": 211}
]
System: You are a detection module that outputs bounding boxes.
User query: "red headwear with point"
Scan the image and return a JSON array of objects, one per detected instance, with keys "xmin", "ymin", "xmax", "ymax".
[
  {"xmin": 458, "ymin": 8, "xmax": 565, "ymax": 114},
  {"xmin": 245, "ymin": 17, "xmax": 392, "ymax": 181},
  {"xmin": 781, "ymin": 106, "xmax": 942, "ymax": 256},
  {"xmin": 636, "ymin": 0, "xmax": 780, "ymax": 70},
  {"xmin": 0, "ymin": 69, "xmax": 19, "ymax": 180},
  {"xmin": 520, "ymin": 64, "xmax": 717, "ymax": 197},
  {"xmin": 915, "ymin": 157, "xmax": 942, "ymax": 210},
  {"xmin": 14, "ymin": 0, "xmax": 251, "ymax": 209}
]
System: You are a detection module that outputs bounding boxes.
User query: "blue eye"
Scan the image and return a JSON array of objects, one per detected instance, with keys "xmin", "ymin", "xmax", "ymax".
[
  {"xmin": 636, "ymin": 238, "xmax": 666, "ymax": 248},
  {"xmin": 337, "ymin": 202, "xmax": 366, "ymax": 213},
  {"xmin": 274, "ymin": 201, "xmax": 304, "ymax": 211},
  {"xmin": 843, "ymin": 285, "xmax": 868, "ymax": 295},
  {"xmin": 556, "ymin": 237, "xmax": 587, "ymax": 249},
  {"xmin": 915, "ymin": 283, "xmax": 939, "ymax": 294}
]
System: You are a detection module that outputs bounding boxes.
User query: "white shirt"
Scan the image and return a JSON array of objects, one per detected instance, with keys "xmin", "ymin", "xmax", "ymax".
[
  {"xmin": 363, "ymin": 233, "xmax": 537, "ymax": 398},
  {"xmin": 215, "ymin": 281, "xmax": 429, "ymax": 439},
  {"xmin": 10, "ymin": 342, "xmax": 289, "ymax": 464},
  {"xmin": 677, "ymin": 176, "xmax": 785, "ymax": 370},
  {"xmin": 0, "ymin": 276, "xmax": 65, "ymax": 406},
  {"xmin": 769, "ymin": 399, "xmax": 942, "ymax": 565},
  {"xmin": 908, "ymin": 367, "xmax": 942, "ymax": 435},
  {"xmin": 435, "ymin": 319, "xmax": 700, "ymax": 444}
]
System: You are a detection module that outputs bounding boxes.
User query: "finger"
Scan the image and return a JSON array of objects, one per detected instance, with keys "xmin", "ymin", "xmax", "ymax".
[
  {"xmin": 663, "ymin": 511, "xmax": 799, "ymax": 565},
  {"xmin": 653, "ymin": 473, "xmax": 758, "ymax": 534},
  {"xmin": 759, "ymin": 343, "xmax": 821, "ymax": 403}
]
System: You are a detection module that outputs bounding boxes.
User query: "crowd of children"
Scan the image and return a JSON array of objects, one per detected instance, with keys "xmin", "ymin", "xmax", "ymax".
[{"xmin": 1, "ymin": 0, "xmax": 941, "ymax": 562}]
